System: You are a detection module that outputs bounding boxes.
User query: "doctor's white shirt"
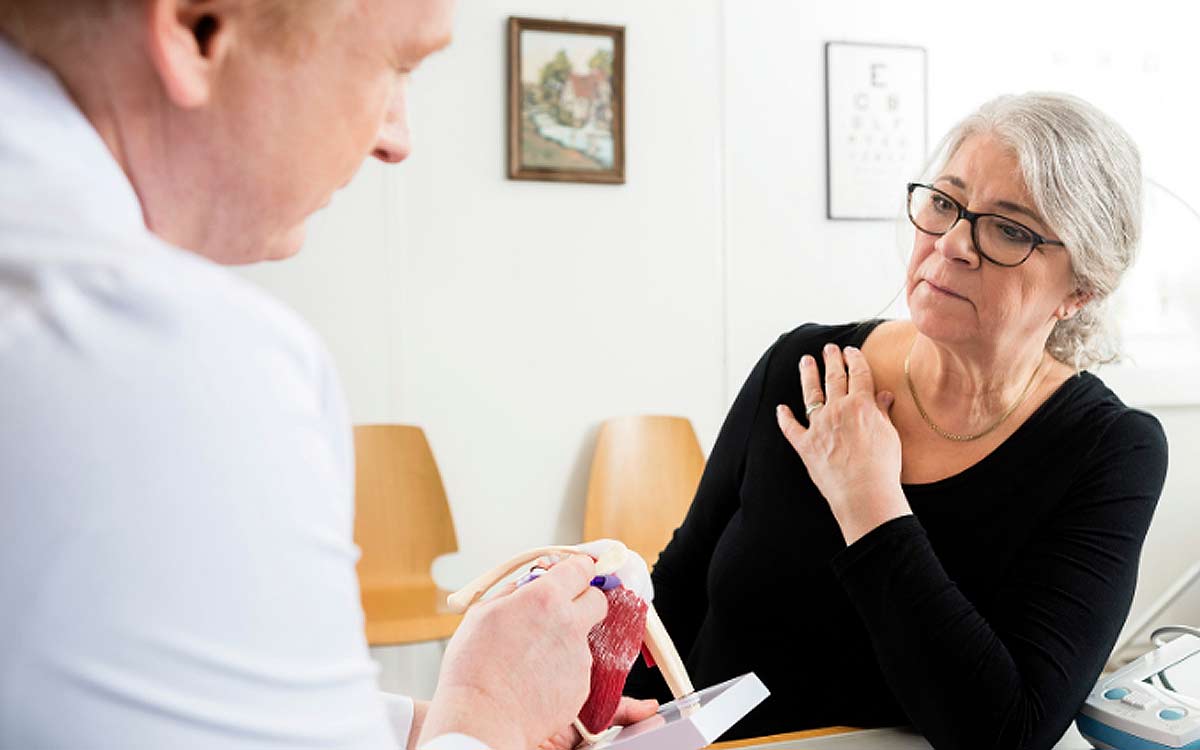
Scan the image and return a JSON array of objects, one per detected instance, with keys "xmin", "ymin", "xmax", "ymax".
[{"xmin": 0, "ymin": 37, "xmax": 483, "ymax": 750}]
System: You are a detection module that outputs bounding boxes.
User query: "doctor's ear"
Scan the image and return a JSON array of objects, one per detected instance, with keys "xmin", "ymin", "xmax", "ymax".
[
  {"xmin": 1055, "ymin": 288, "xmax": 1094, "ymax": 322},
  {"xmin": 144, "ymin": 0, "xmax": 240, "ymax": 109}
]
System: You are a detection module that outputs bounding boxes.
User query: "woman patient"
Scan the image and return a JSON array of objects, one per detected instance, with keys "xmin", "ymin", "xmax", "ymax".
[{"xmin": 624, "ymin": 93, "xmax": 1168, "ymax": 749}]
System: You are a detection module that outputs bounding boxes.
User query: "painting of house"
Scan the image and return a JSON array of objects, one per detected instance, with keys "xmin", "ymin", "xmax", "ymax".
[
  {"xmin": 560, "ymin": 71, "xmax": 613, "ymax": 132},
  {"xmin": 508, "ymin": 18, "xmax": 625, "ymax": 183}
]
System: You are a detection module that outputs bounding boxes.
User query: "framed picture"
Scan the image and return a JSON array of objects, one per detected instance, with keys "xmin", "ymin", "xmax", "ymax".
[
  {"xmin": 507, "ymin": 17, "xmax": 625, "ymax": 184},
  {"xmin": 825, "ymin": 41, "xmax": 927, "ymax": 220}
]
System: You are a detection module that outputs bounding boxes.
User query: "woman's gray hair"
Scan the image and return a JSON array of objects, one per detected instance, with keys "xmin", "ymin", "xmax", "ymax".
[{"xmin": 924, "ymin": 93, "xmax": 1142, "ymax": 370}]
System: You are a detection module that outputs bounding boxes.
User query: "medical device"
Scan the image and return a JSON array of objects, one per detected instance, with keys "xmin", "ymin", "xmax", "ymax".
[{"xmin": 1077, "ymin": 626, "xmax": 1200, "ymax": 749}]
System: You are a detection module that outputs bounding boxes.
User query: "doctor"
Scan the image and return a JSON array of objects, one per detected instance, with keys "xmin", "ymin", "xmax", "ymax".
[{"xmin": 0, "ymin": 1, "xmax": 654, "ymax": 748}]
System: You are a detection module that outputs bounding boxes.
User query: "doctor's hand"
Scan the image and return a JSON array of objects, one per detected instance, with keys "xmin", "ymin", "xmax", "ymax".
[
  {"xmin": 775, "ymin": 344, "xmax": 912, "ymax": 546},
  {"xmin": 418, "ymin": 555, "xmax": 608, "ymax": 750}
]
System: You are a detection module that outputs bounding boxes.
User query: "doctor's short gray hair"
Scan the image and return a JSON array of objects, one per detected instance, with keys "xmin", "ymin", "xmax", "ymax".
[
  {"xmin": 926, "ymin": 93, "xmax": 1142, "ymax": 371},
  {"xmin": 0, "ymin": 0, "xmax": 342, "ymax": 56}
]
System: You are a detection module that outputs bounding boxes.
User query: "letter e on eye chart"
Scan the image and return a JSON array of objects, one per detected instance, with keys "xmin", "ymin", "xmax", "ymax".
[{"xmin": 825, "ymin": 41, "xmax": 927, "ymax": 220}]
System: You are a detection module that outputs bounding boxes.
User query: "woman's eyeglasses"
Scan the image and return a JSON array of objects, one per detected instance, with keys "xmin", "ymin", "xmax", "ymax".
[{"xmin": 906, "ymin": 183, "xmax": 1064, "ymax": 267}]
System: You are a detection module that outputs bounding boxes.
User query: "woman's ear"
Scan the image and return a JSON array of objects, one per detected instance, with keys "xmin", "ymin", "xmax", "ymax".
[
  {"xmin": 1055, "ymin": 288, "xmax": 1094, "ymax": 322},
  {"xmin": 143, "ymin": 0, "xmax": 239, "ymax": 109}
]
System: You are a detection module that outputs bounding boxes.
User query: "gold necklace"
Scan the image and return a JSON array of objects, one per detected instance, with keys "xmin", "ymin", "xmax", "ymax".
[{"xmin": 904, "ymin": 340, "xmax": 1045, "ymax": 442}]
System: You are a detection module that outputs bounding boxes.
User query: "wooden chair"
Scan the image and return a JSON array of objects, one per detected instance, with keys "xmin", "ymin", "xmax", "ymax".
[
  {"xmin": 353, "ymin": 424, "xmax": 463, "ymax": 646},
  {"xmin": 584, "ymin": 416, "xmax": 706, "ymax": 567}
]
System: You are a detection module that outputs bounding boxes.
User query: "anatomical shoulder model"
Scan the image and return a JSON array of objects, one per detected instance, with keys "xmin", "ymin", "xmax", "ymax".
[{"xmin": 447, "ymin": 540, "xmax": 695, "ymax": 745}]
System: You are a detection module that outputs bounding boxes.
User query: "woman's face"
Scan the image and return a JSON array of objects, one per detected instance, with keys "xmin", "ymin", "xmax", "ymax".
[{"xmin": 906, "ymin": 134, "xmax": 1082, "ymax": 360}]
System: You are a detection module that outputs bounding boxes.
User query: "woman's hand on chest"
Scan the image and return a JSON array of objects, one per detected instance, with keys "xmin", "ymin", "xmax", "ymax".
[{"xmin": 775, "ymin": 343, "xmax": 912, "ymax": 545}]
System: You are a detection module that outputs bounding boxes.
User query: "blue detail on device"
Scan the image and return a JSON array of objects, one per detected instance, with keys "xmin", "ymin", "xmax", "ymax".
[{"xmin": 1076, "ymin": 715, "xmax": 1200, "ymax": 750}]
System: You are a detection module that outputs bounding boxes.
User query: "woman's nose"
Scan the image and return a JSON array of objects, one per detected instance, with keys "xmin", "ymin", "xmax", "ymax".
[{"xmin": 935, "ymin": 218, "xmax": 981, "ymax": 268}]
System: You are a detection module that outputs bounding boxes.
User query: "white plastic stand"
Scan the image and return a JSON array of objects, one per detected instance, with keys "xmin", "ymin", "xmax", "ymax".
[{"xmin": 577, "ymin": 673, "xmax": 769, "ymax": 750}]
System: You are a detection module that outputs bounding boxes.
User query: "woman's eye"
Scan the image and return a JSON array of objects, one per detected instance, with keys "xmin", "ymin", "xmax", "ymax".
[
  {"xmin": 998, "ymin": 221, "xmax": 1033, "ymax": 244},
  {"xmin": 931, "ymin": 195, "xmax": 954, "ymax": 212}
]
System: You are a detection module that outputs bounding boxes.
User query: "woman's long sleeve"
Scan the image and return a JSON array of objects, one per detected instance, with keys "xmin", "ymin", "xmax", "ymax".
[
  {"xmin": 623, "ymin": 339, "xmax": 779, "ymax": 700},
  {"xmin": 831, "ymin": 410, "xmax": 1168, "ymax": 750}
]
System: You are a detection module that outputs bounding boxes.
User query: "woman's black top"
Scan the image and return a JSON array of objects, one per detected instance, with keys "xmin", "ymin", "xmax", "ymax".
[{"xmin": 623, "ymin": 321, "xmax": 1168, "ymax": 750}]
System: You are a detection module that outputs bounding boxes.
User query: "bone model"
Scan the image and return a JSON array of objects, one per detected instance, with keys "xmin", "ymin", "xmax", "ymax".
[{"xmin": 447, "ymin": 540, "xmax": 696, "ymax": 744}]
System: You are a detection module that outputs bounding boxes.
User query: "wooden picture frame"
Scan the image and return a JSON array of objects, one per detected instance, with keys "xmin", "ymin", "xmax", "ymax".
[{"xmin": 507, "ymin": 17, "xmax": 625, "ymax": 184}]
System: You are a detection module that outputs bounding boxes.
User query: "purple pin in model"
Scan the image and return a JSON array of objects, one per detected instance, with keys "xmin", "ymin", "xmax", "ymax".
[{"xmin": 590, "ymin": 574, "xmax": 622, "ymax": 591}]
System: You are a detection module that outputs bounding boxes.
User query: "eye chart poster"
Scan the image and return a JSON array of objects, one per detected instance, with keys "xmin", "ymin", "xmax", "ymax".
[{"xmin": 825, "ymin": 42, "xmax": 927, "ymax": 220}]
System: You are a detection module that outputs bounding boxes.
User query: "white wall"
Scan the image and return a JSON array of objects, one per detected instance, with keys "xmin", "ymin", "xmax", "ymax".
[
  {"xmin": 240, "ymin": 0, "xmax": 727, "ymax": 697},
  {"xmin": 239, "ymin": 0, "xmax": 1200, "ymax": 695},
  {"xmin": 243, "ymin": 0, "xmax": 727, "ymax": 563}
]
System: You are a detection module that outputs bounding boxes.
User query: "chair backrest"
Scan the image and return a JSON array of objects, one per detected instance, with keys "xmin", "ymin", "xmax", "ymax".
[
  {"xmin": 354, "ymin": 425, "xmax": 458, "ymax": 590},
  {"xmin": 584, "ymin": 415, "xmax": 705, "ymax": 567}
]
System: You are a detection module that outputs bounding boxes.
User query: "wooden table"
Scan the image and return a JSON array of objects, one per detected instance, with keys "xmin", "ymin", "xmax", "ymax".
[
  {"xmin": 707, "ymin": 724, "xmax": 1093, "ymax": 749},
  {"xmin": 709, "ymin": 727, "xmax": 858, "ymax": 749}
]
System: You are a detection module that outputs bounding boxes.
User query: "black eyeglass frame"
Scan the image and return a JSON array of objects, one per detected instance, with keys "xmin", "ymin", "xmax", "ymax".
[{"xmin": 905, "ymin": 182, "xmax": 1064, "ymax": 267}]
